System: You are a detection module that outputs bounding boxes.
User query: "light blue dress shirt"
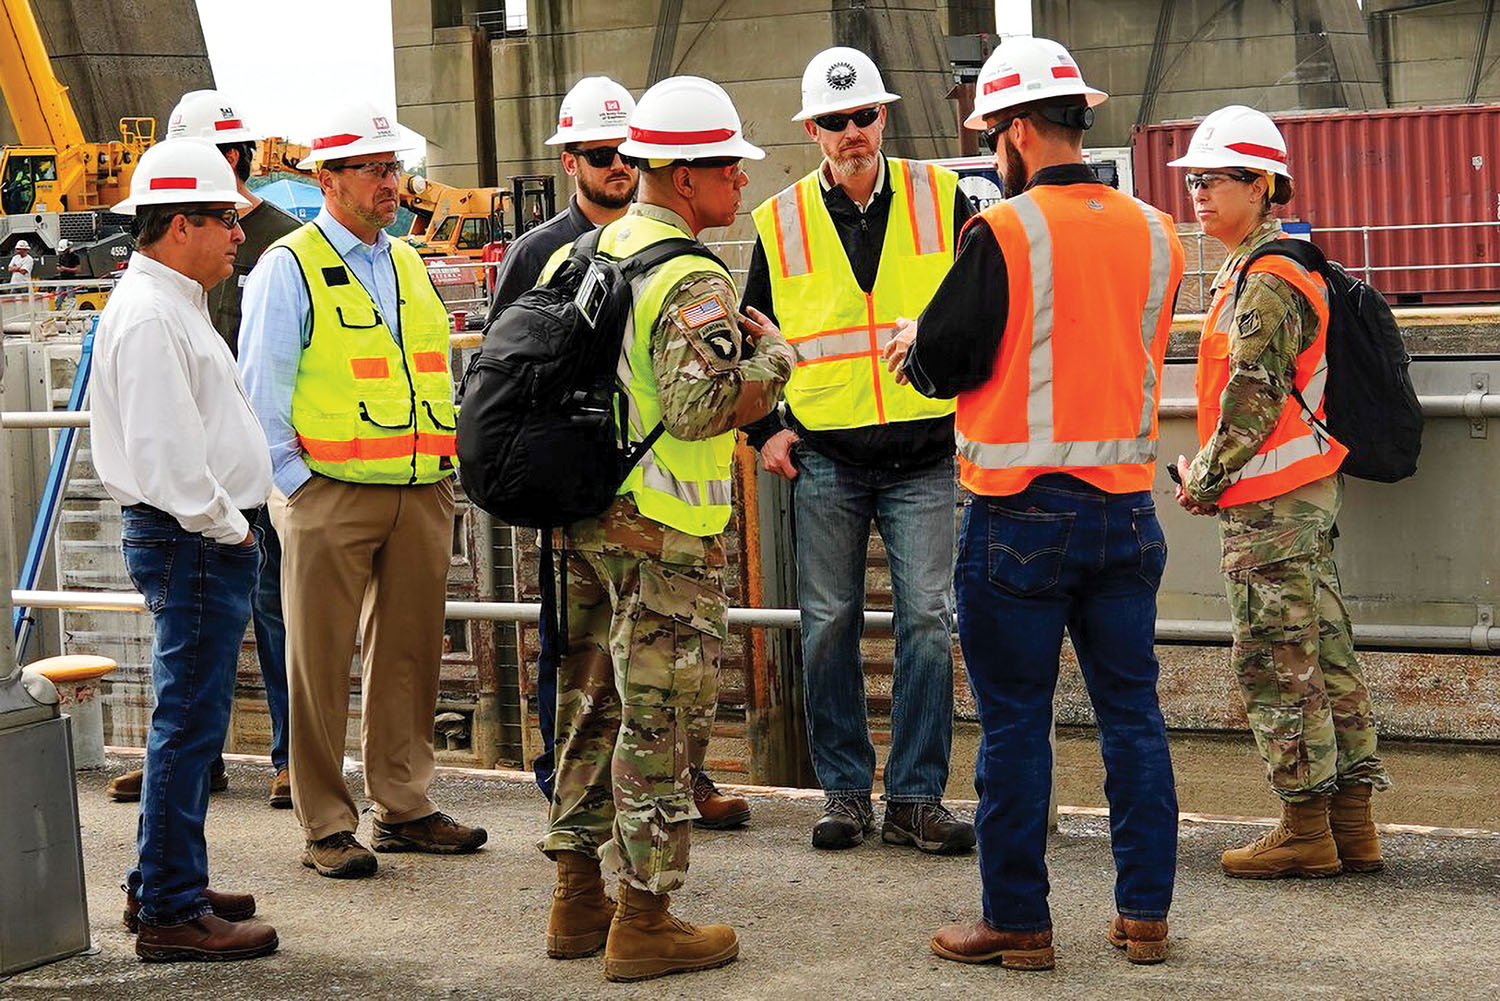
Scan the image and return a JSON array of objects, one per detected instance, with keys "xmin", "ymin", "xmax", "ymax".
[{"xmin": 238, "ymin": 209, "xmax": 402, "ymax": 497}]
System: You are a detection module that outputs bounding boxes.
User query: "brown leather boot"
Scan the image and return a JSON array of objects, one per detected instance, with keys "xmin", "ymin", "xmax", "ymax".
[
  {"xmin": 1329, "ymin": 784, "xmax": 1384, "ymax": 873},
  {"xmin": 123, "ymin": 885, "xmax": 256, "ymax": 933},
  {"xmin": 107, "ymin": 769, "xmax": 143, "ymax": 802},
  {"xmin": 372, "ymin": 811, "xmax": 487, "ymax": 854},
  {"xmin": 690, "ymin": 768, "xmax": 750, "ymax": 830},
  {"xmin": 1106, "ymin": 915, "xmax": 1169, "ymax": 964},
  {"xmin": 603, "ymin": 883, "xmax": 739, "ymax": 982},
  {"xmin": 1221, "ymin": 795, "xmax": 1343, "ymax": 879},
  {"xmin": 930, "ymin": 920, "xmax": 1054, "ymax": 970},
  {"xmin": 136, "ymin": 913, "xmax": 278, "ymax": 962},
  {"xmin": 546, "ymin": 851, "xmax": 616, "ymax": 959},
  {"xmin": 268, "ymin": 769, "xmax": 292, "ymax": 810}
]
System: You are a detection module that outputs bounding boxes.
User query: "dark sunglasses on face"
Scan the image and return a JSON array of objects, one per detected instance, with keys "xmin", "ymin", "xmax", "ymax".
[
  {"xmin": 568, "ymin": 145, "xmax": 627, "ymax": 168},
  {"xmin": 982, "ymin": 112, "xmax": 1031, "ymax": 153},
  {"xmin": 182, "ymin": 207, "xmax": 240, "ymax": 230},
  {"xmin": 811, "ymin": 107, "xmax": 882, "ymax": 132},
  {"xmin": 1183, "ymin": 170, "xmax": 1259, "ymax": 192}
]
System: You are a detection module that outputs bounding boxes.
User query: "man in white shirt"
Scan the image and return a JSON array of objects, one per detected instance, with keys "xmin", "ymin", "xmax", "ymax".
[
  {"xmin": 6, "ymin": 239, "xmax": 33, "ymax": 285},
  {"xmin": 90, "ymin": 138, "xmax": 279, "ymax": 963}
]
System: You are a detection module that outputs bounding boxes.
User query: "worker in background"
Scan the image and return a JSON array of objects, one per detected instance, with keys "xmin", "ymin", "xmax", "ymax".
[
  {"xmin": 539, "ymin": 76, "xmax": 793, "ymax": 982},
  {"xmin": 6, "ymin": 239, "xmax": 34, "ymax": 285},
  {"xmin": 1169, "ymin": 106, "xmax": 1389, "ymax": 879},
  {"xmin": 742, "ymin": 46, "xmax": 974, "ymax": 854},
  {"xmin": 885, "ymin": 36, "xmax": 1184, "ymax": 969},
  {"xmin": 238, "ymin": 101, "xmax": 486, "ymax": 879},
  {"xmin": 90, "ymin": 138, "xmax": 277, "ymax": 962},
  {"xmin": 55, "ymin": 238, "xmax": 82, "ymax": 277},
  {"xmin": 107, "ymin": 90, "xmax": 302, "ymax": 811}
]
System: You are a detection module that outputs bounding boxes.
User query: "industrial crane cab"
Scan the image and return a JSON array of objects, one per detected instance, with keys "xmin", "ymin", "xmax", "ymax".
[{"xmin": 0, "ymin": 150, "xmax": 57, "ymax": 215}]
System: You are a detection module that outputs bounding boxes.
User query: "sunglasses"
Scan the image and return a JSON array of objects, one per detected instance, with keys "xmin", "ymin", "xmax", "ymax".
[
  {"xmin": 566, "ymin": 145, "xmax": 629, "ymax": 169},
  {"xmin": 327, "ymin": 160, "xmax": 402, "ymax": 180},
  {"xmin": 182, "ymin": 207, "xmax": 241, "ymax": 230},
  {"xmin": 1183, "ymin": 170, "xmax": 1258, "ymax": 192},
  {"xmin": 811, "ymin": 107, "xmax": 881, "ymax": 132},
  {"xmin": 981, "ymin": 112, "xmax": 1031, "ymax": 153}
]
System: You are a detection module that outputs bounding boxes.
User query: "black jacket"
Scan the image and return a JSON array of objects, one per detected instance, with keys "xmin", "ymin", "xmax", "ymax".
[{"xmin": 485, "ymin": 194, "xmax": 595, "ymax": 324}]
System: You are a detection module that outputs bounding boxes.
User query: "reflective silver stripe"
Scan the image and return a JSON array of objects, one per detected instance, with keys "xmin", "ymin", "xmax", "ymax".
[
  {"xmin": 956, "ymin": 430, "xmax": 1159, "ymax": 469},
  {"xmin": 791, "ymin": 324, "xmax": 898, "ymax": 364},
  {"xmin": 1010, "ymin": 194, "xmax": 1054, "ymax": 437},
  {"xmin": 1133, "ymin": 199, "xmax": 1171, "ymax": 437},
  {"xmin": 774, "ymin": 186, "xmax": 810, "ymax": 277},
  {"xmin": 903, "ymin": 160, "xmax": 944, "ymax": 256},
  {"xmin": 1225, "ymin": 433, "xmax": 1331, "ymax": 485},
  {"xmin": 637, "ymin": 452, "xmax": 732, "ymax": 507}
]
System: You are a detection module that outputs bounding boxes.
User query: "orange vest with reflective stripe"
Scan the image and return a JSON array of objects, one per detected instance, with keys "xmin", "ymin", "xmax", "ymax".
[
  {"xmin": 276, "ymin": 222, "xmax": 457, "ymax": 486},
  {"xmin": 1195, "ymin": 252, "xmax": 1346, "ymax": 506},
  {"xmin": 956, "ymin": 183, "xmax": 1185, "ymax": 496}
]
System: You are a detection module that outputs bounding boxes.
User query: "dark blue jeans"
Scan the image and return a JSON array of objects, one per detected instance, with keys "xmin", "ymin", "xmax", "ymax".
[
  {"xmin": 792, "ymin": 449, "xmax": 956, "ymax": 803},
  {"xmin": 251, "ymin": 507, "xmax": 290, "ymax": 771},
  {"xmin": 956, "ymin": 475, "xmax": 1177, "ymax": 931},
  {"xmin": 122, "ymin": 505, "xmax": 258, "ymax": 926}
]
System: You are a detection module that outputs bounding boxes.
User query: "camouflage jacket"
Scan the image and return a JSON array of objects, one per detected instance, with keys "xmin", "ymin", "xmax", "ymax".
[
  {"xmin": 1184, "ymin": 220, "xmax": 1322, "ymax": 506},
  {"xmin": 567, "ymin": 203, "xmax": 795, "ymax": 565}
]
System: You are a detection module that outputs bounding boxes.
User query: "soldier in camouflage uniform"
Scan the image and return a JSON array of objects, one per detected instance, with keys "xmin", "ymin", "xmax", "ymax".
[
  {"xmin": 537, "ymin": 77, "xmax": 794, "ymax": 983},
  {"xmin": 1171, "ymin": 106, "xmax": 1390, "ymax": 880}
]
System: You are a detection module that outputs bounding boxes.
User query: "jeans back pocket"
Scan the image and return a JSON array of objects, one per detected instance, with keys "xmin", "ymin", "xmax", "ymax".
[
  {"xmin": 1132, "ymin": 505, "xmax": 1168, "ymax": 586},
  {"xmin": 984, "ymin": 502, "xmax": 1074, "ymax": 598}
]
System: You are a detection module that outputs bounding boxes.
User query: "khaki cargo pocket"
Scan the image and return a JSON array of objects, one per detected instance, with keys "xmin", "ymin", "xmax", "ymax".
[{"xmin": 622, "ymin": 563, "xmax": 728, "ymax": 709}]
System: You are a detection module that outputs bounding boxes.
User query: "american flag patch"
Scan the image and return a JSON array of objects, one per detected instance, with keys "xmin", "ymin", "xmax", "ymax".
[{"xmin": 677, "ymin": 295, "xmax": 728, "ymax": 329}]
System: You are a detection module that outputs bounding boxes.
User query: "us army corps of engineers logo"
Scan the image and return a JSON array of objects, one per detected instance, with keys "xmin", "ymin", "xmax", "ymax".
[{"xmin": 827, "ymin": 61, "xmax": 857, "ymax": 91}]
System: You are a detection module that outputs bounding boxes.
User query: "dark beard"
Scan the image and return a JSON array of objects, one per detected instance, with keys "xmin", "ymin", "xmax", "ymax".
[
  {"xmin": 578, "ymin": 172, "xmax": 637, "ymax": 210},
  {"xmin": 1002, "ymin": 136, "xmax": 1027, "ymax": 199}
]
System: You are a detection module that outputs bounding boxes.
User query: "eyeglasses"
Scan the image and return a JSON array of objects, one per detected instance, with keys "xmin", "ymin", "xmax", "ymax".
[
  {"xmin": 182, "ymin": 207, "xmax": 241, "ymax": 230},
  {"xmin": 566, "ymin": 145, "xmax": 627, "ymax": 168},
  {"xmin": 1183, "ymin": 170, "xmax": 1257, "ymax": 192},
  {"xmin": 981, "ymin": 112, "xmax": 1031, "ymax": 153},
  {"xmin": 811, "ymin": 107, "xmax": 881, "ymax": 132},
  {"xmin": 327, "ymin": 160, "xmax": 402, "ymax": 180}
]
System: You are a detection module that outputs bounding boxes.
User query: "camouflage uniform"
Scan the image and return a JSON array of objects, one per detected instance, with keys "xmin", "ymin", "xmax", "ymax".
[
  {"xmin": 1184, "ymin": 220, "xmax": 1390, "ymax": 803},
  {"xmin": 540, "ymin": 203, "xmax": 794, "ymax": 892}
]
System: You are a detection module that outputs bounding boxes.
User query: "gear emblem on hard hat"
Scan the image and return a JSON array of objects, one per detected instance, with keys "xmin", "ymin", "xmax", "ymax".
[{"xmin": 826, "ymin": 61, "xmax": 857, "ymax": 91}]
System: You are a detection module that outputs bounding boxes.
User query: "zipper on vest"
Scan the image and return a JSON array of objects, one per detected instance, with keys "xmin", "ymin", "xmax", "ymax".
[
  {"xmin": 866, "ymin": 293, "xmax": 887, "ymax": 424},
  {"xmin": 390, "ymin": 264, "xmax": 421, "ymax": 485}
]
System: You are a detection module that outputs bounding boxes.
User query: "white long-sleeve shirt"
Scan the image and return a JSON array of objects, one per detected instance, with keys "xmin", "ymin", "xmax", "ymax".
[{"xmin": 90, "ymin": 252, "xmax": 271, "ymax": 543}]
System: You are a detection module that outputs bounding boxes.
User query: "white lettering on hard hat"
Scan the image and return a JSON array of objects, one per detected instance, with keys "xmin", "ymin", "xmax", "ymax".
[{"xmin": 827, "ymin": 62, "xmax": 857, "ymax": 91}]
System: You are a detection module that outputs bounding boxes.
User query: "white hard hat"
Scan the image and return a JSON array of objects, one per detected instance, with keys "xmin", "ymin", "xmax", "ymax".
[
  {"xmin": 297, "ymin": 99, "xmax": 413, "ymax": 170},
  {"xmin": 965, "ymin": 36, "xmax": 1107, "ymax": 130},
  {"xmin": 619, "ymin": 76, "xmax": 765, "ymax": 162},
  {"xmin": 792, "ymin": 47, "xmax": 900, "ymax": 122},
  {"xmin": 16, "ymin": 239, "xmax": 29, "ymax": 250},
  {"xmin": 111, "ymin": 137, "xmax": 251, "ymax": 215},
  {"xmin": 56, "ymin": 238, "xmax": 70, "ymax": 251},
  {"xmin": 1168, "ymin": 105, "xmax": 1292, "ymax": 178},
  {"xmin": 547, "ymin": 76, "xmax": 635, "ymax": 145},
  {"xmin": 166, "ymin": 89, "xmax": 263, "ymax": 144}
]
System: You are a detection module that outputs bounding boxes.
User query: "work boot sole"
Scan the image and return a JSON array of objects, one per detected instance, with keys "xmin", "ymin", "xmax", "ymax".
[
  {"xmin": 1106, "ymin": 929, "xmax": 1168, "ymax": 964},
  {"xmin": 693, "ymin": 807, "xmax": 751, "ymax": 830},
  {"xmin": 1338, "ymin": 858, "xmax": 1385, "ymax": 873},
  {"xmin": 124, "ymin": 900, "xmax": 256, "ymax": 934},
  {"xmin": 811, "ymin": 826, "xmax": 866, "ymax": 850},
  {"xmin": 107, "ymin": 788, "xmax": 141, "ymax": 803},
  {"xmin": 371, "ymin": 830, "xmax": 488, "ymax": 854},
  {"xmin": 881, "ymin": 823, "xmax": 976, "ymax": 856},
  {"xmin": 1221, "ymin": 860, "xmax": 1343, "ymax": 880},
  {"xmin": 301, "ymin": 852, "xmax": 377, "ymax": 879},
  {"xmin": 136, "ymin": 933, "xmax": 278, "ymax": 963},
  {"xmin": 269, "ymin": 794, "xmax": 292, "ymax": 810},
  {"xmin": 603, "ymin": 940, "xmax": 739, "ymax": 982},
  {"xmin": 546, "ymin": 928, "xmax": 609, "ymax": 960},
  {"xmin": 930, "ymin": 940, "xmax": 1055, "ymax": 971}
]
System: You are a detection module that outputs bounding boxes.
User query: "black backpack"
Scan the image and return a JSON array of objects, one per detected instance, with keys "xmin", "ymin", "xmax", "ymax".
[
  {"xmin": 1234, "ymin": 238, "xmax": 1423, "ymax": 483},
  {"xmin": 456, "ymin": 228, "xmax": 724, "ymax": 527}
]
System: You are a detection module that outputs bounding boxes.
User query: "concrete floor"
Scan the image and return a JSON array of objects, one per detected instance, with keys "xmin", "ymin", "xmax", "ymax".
[{"xmin": 4, "ymin": 757, "xmax": 1499, "ymax": 1001}]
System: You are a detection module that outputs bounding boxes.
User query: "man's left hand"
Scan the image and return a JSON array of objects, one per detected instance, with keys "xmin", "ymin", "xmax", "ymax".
[
  {"xmin": 1173, "ymin": 454, "xmax": 1217, "ymax": 516},
  {"xmin": 883, "ymin": 317, "xmax": 918, "ymax": 385}
]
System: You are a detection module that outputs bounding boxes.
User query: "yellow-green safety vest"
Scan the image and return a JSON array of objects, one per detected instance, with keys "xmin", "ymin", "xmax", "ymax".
[
  {"xmin": 750, "ymin": 157, "xmax": 958, "ymax": 430},
  {"xmin": 545, "ymin": 212, "xmax": 736, "ymax": 537},
  {"xmin": 273, "ymin": 222, "xmax": 456, "ymax": 485}
]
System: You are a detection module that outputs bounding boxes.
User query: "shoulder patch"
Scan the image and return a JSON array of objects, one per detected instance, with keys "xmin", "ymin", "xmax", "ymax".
[
  {"xmin": 677, "ymin": 294, "xmax": 728, "ymax": 330},
  {"xmin": 702, "ymin": 327, "xmax": 737, "ymax": 362}
]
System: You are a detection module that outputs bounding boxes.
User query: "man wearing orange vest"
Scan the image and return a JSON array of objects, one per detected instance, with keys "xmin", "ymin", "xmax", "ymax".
[
  {"xmin": 742, "ymin": 46, "xmax": 975, "ymax": 854},
  {"xmin": 885, "ymin": 37, "xmax": 1184, "ymax": 969},
  {"xmin": 1167, "ymin": 106, "xmax": 1390, "ymax": 880}
]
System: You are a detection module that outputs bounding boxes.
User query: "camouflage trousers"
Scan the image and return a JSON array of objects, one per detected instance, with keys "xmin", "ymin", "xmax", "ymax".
[
  {"xmin": 539, "ymin": 548, "xmax": 727, "ymax": 893},
  {"xmin": 1221, "ymin": 475, "xmax": 1391, "ymax": 803}
]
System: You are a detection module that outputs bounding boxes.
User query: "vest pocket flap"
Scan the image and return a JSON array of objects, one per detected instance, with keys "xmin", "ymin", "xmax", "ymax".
[
  {"xmin": 358, "ymin": 400, "xmax": 415, "ymax": 430},
  {"xmin": 422, "ymin": 399, "xmax": 457, "ymax": 431},
  {"xmin": 335, "ymin": 305, "xmax": 383, "ymax": 330}
]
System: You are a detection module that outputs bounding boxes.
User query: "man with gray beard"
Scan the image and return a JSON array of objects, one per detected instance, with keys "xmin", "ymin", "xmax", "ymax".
[{"xmin": 742, "ymin": 48, "xmax": 975, "ymax": 854}]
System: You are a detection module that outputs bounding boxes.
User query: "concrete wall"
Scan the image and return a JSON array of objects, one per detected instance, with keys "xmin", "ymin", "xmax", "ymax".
[
  {"xmin": 1371, "ymin": 0, "xmax": 1500, "ymax": 106},
  {"xmin": 394, "ymin": 5, "xmax": 492, "ymax": 187}
]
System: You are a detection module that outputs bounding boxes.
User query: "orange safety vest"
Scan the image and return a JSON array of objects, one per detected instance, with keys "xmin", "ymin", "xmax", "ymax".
[
  {"xmin": 955, "ymin": 183, "xmax": 1184, "ymax": 496},
  {"xmin": 1195, "ymin": 253, "xmax": 1346, "ymax": 506}
]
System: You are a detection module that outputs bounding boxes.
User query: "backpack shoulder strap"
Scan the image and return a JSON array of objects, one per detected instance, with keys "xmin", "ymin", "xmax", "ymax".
[{"xmin": 1234, "ymin": 238, "xmax": 1328, "ymax": 300}]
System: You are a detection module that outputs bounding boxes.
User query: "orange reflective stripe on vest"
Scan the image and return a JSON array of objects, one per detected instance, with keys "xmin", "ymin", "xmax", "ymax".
[
  {"xmin": 299, "ymin": 431, "xmax": 456, "ymax": 463},
  {"xmin": 1195, "ymin": 252, "xmax": 1346, "ymax": 506},
  {"xmin": 412, "ymin": 350, "xmax": 448, "ymax": 374},
  {"xmin": 955, "ymin": 184, "xmax": 1184, "ymax": 497},
  {"xmin": 350, "ymin": 357, "xmax": 389, "ymax": 380}
]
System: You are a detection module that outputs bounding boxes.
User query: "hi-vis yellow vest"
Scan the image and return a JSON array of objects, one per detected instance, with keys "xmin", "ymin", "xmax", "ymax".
[
  {"xmin": 750, "ymin": 158, "xmax": 958, "ymax": 430},
  {"xmin": 545, "ymin": 212, "xmax": 735, "ymax": 537},
  {"xmin": 274, "ymin": 222, "xmax": 456, "ymax": 485}
]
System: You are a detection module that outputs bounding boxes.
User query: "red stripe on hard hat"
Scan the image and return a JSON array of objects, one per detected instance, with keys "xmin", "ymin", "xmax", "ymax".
[
  {"xmin": 1051, "ymin": 65, "xmax": 1080, "ymax": 79},
  {"xmin": 1225, "ymin": 141, "xmax": 1288, "ymax": 164},
  {"xmin": 983, "ymin": 73, "xmax": 1021, "ymax": 95},
  {"xmin": 149, "ymin": 177, "xmax": 198, "ymax": 190},
  {"xmin": 627, "ymin": 125, "xmax": 736, "ymax": 144},
  {"xmin": 214, "ymin": 119, "xmax": 244, "ymax": 131},
  {"xmin": 312, "ymin": 132, "xmax": 362, "ymax": 150}
]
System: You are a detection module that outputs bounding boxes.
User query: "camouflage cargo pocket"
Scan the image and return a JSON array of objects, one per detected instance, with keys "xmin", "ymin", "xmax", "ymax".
[{"xmin": 622, "ymin": 562, "xmax": 728, "ymax": 710}]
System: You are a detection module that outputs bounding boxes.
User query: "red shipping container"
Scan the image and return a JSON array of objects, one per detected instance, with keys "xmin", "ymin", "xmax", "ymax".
[{"xmin": 1132, "ymin": 105, "xmax": 1500, "ymax": 304}]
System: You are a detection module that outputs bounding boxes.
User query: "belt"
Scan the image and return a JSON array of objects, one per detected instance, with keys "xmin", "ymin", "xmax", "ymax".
[{"xmin": 125, "ymin": 503, "xmax": 264, "ymax": 526}]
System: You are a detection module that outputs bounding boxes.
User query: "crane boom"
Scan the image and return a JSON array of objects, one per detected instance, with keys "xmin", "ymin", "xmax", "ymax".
[{"xmin": 0, "ymin": 0, "xmax": 86, "ymax": 149}]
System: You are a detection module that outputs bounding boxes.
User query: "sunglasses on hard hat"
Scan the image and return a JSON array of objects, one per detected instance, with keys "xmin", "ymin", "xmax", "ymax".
[
  {"xmin": 181, "ymin": 207, "xmax": 241, "ymax": 230},
  {"xmin": 811, "ymin": 107, "xmax": 881, "ymax": 132},
  {"xmin": 327, "ymin": 160, "xmax": 403, "ymax": 180},
  {"xmin": 981, "ymin": 112, "xmax": 1031, "ymax": 153},
  {"xmin": 1183, "ymin": 170, "xmax": 1259, "ymax": 192},
  {"xmin": 566, "ymin": 145, "xmax": 628, "ymax": 169}
]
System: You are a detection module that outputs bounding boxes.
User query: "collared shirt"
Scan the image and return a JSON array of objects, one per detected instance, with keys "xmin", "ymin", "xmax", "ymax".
[
  {"xmin": 485, "ymin": 193, "xmax": 596, "ymax": 323},
  {"xmin": 237, "ymin": 208, "xmax": 401, "ymax": 497},
  {"xmin": 90, "ymin": 252, "xmax": 271, "ymax": 543}
]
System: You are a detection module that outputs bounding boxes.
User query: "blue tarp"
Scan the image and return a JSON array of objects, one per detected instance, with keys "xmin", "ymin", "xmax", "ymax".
[{"xmin": 254, "ymin": 178, "xmax": 324, "ymax": 221}]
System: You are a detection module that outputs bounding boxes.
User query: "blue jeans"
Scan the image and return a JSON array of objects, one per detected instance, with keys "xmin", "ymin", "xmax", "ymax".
[
  {"xmin": 121, "ymin": 505, "xmax": 258, "ymax": 926},
  {"xmin": 956, "ymin": 475, "xmax": 1177, "ymax": 931},
  {"xmin": 792, "ymin": 449, "xmax": 955, "ymax": 802},
  {"xmin": 251, "ymin": 507, "xmax": 290, "ymax": 771}
]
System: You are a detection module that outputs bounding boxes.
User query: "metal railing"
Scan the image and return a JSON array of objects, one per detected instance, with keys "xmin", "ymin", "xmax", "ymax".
[{"xmin": 0, "ymin": 278, "xmax": 116, "ymax": 335}]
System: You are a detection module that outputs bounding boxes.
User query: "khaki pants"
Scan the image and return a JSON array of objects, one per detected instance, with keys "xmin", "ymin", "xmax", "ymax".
[{"xmin": 270, "ymin": 474, "xmax": 455, "ymax": 840}]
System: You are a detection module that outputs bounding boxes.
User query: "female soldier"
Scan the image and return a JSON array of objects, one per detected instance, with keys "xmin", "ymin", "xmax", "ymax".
[{"xmin": 1170, "ymin": 106, "xmax": 1390, "ymax": 879}]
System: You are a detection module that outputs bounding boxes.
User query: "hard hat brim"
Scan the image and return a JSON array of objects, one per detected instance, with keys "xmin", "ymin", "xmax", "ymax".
[
  {"xmin": 791, "ymin": 92, "xmax": 901, "ymax": 122},
  {"xmin": 545, "ymin": 124, "xmax": 632, "ymax": 146},
  {"xmin": 112, "ymin": 186, "xmax": 252, "ymax": 215},
  {"xmin": 1167, "ymin": 149, "xmax": 1294, "ymax": 178},
  {"xmin": 963, "ymin": 84, "xmax": 1108, "ymax": 130},
  {"xmin": 618, "ymin": 134, "xmax": 765, "ymax": 161},
  {"xmin": 297, "ymin": 134, "xmax": 415, "ymax": 171}
]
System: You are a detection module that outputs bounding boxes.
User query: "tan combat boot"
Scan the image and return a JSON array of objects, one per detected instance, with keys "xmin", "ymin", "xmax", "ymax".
[
  {"xmin": 546, "ymin": 851, "xmax": 616, "ymax": 959},
  {"xmin": 1221, "ymin": 795, "xmax": 1343, "ymax": 879},
  {"xmin": 1329, "ymin": 784, "xmax": 1384, "ymax": 873},
  {"xmin": 603, "ymin": 882, "xmax": 739, "ymax": 982}
]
